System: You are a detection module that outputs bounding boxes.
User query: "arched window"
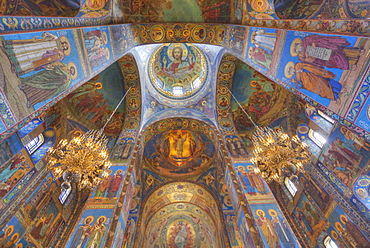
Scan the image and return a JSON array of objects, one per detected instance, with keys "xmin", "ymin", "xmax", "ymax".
[
  {"xmin": 25, "ymin": 133, "xmax": 44, "ymax": 155},
  {"xmin": 305, "ymin": 104, "xmax": 334, "ymax": 133},
  {"xmin": 173, "ymin": 86, "xmax": 183, "ymax": 96},
  {"xmin": 317, "ymin": 110, "xmax": 335, "ymax": 124},
  {"xmin": 308, "ymin": 129, "xmax": 326, "ymax": 148},
  {"xmin": 285, "ymin": 177, "xmax": 298, "ymax": 196},
  {"xmin": 59, "ymin": 187, "xmax": 72, "ymax": 204},
  {"xmin": 324, "ymin": 236, "xmax": 339, "ymax": 248}
]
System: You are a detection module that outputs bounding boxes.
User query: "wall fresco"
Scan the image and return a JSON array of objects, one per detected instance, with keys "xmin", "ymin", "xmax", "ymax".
[
  {"xmin": 0, "ymin": 215, "xmax": 30, "ymax": 247},
  {"xmin": 231, "ymin": 62, "xmax": 292, "ymax": 128},
  {"xmin": 327, "ymin": 204, "xmax": 370, "ymax": 247},
  {"xmin": 0, "ymin": 134, "xmax": 23, "ymax": 166},
  {"xmin": 67, "ymin": 165, "xmax": 127, "ymax": 247},
  {"xmin": 0, "ymin": 149, "xmax": 40, "ymax": 210},
  {"xmin": 235, "ymin": 162, "xmax": 300, "ymax": 248},
  {"xmin": 5, "ymin": 171, "xmax": 79, "ymax": 248},
  {"xmin": 294, "ymin": 193, "xmax": 326, "ymax": 244},
  {"xmin": 352, "ymin": 174, "xmax": 370, "ymax": 214},
  {"xmin": 0, "ymin": 17, "xmax": 368, "ymax": 248},
  {"xmin": 91, "ymin": 166, "xmax": 125, "ymax": 201},
  {"xmin": 280, "ymin": 0, "xmax": 370, "ymax": 20},
  {"xmin": 319, "ymin": 123, "xmax": 370, "ymax": 194},
  {"xmin": 110, "ymin": 25, "xmax": 131, "ymax": 59},
  {"xmin": 117, "ymin": 54, "xmax": 142, "ymax": 137},
  {"xmin": 0, "ymin": 29, "xmax": 83, "ymax": 125},
  {"xmin": 223, "ymin": 167, "xmax": 254, "ymax": 247},
  {"xmin": 216, "ymin": 54, "xmax": 238, "ymax": 135},
  {"xmin": 0, "ymin": 24, "xmax": 137, "ymax": 143},
  {"xmin": 353, "ymin": 90, "xmax": 370, "ymax": 133},
  {"xmin": 67, "ymin": 208, "xmax": 113, "ymax": 248},
  {"xmin": 276, "ymin": 30, "xmax": 368, "ymax": 114}
]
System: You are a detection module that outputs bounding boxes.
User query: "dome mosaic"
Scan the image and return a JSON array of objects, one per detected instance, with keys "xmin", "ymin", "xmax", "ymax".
[{"xmin": 149, "ymin": 43, "xmax": 208, "ymax": 99}]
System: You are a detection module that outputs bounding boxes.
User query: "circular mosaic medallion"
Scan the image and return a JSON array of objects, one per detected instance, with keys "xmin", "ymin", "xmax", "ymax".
[
  {"xmin": 150, "ymin": 25, "xmax": 165, "ymax": 42},
  {"xmin": 191, "ymin": 25, "xmax": 206, "ymax": 42},
  {"xmin": 149, "ymin": 43, "xmax": 208, "ymax": 99}
]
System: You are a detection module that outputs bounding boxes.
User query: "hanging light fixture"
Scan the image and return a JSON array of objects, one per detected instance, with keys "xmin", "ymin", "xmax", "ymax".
[
  {"xmin": 228, "ymin": 88, "xmax": 310, "ymax": 182},
  {"xmin": 47, "ymin": 87, "xmax": 132, "ymax": 190}
]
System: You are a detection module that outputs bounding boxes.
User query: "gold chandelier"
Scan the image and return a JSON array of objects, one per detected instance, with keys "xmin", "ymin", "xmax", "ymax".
[
  {"xmin": 228, "ymin": 89, "xmax": 310, "ymax": 182},
  {"xmin": 47, "ymin": 87, "xmax": 131, "ymax": 190},
  {"xmin": 250, "ymin": 126, "xmax": 310, "ymax": 182}
]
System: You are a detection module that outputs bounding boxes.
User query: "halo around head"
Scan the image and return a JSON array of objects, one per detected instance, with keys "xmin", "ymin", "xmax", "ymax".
[
  {"xmin": 5, "ymin": 225, "xmax": 14, "ymax": 236},
  {"xmin": 340, "ymin": 214, "xmax": 348, "ymax": 224},
  {"xmin": 331, "ymin": 230, "xmax": 338, "ymax": 239},
  {"xmin": 84, "ymin": 216, "xmax": 94, "ymax": 224},
  {"xmin": 268, "ymin": 209, "xmax": 278, "ymax": 217},
  {"xmin": 256, "ymin": 209, "xmax": 265, "ymax": 217},
  {"xmin": 97, "ymin": 215, "xmax": 107, "ymax": 224},
  {"xmin": 167, "ymin": 43, "xmax": 188, "ymax": 61},
  {"xmin": 335, "ymin": 221, "xmax": 343, "ymax": 231},
  {"xmin": 105, "ymin": 48, "xmax": 110, "ymax": 60},
  {"xmin": 68, "ymin": 62, "xmax": 78, "ymax": 80},
  {"xmin": 290, "ymin": 38, "xmax": 301, "ymax": 57},
  {"xmin": 60, "ymin": 36, "xmax": 71, "ymax": 56},
  {"xmin": 284, "ymin": 61, "xmax": 295, "ymax": 79}
]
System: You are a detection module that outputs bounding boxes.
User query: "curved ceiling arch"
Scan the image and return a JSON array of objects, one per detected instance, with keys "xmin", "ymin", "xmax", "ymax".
[
  {"xmin": 117, "ymin": 53, "xmax": 142, "ymax": 134},
  {"xmin": 140, "ymin": 108, "xmax": 217, "ymax": 131},
  {"xmin": 135, "ymin": 181, "xmax": 228, "ymax": 248}
]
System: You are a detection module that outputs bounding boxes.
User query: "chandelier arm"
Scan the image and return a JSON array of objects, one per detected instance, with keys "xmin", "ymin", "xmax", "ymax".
[
  {"xmin": 101, "ymin": 86, "xmax": 132, "ymax": 132},
  {"xmin": 226, "ymin": 87, "xmax": 258, "ymax": 129}
]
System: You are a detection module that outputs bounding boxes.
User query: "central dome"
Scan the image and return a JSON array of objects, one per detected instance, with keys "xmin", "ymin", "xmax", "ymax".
[{"xmin": 149, "ymin": 43, "xmax": 208, "ymax": 99}]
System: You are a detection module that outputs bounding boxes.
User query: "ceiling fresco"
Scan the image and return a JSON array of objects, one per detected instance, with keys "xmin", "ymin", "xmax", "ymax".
[
  {"xmin": 143, "ymin": 118, "xmax": 216, "ymax": 179},
  {"xmin": 64, "ymin": 62, "xmax": 125, "ymax": 136},
  {"xmin": 149, "ymin": 43, "xmax": 208, "ymax": 100},
  {"xmin": 136, "ymin": 43, "xmax": 224, "ymax": 126},
  {"xmin": 142, "ymin": 202, "xmax": 219, "ymax": 248},
  {"xmin": 136, "ymin": 182, "xmax": 225, "ymax": 247},
  {"xmin": 121, "ymin": 0, "xmax": 234, "ymax": 23},
  {"xmin": 230, "ymin": 61, "xmax": 306, "ymax": 149}
]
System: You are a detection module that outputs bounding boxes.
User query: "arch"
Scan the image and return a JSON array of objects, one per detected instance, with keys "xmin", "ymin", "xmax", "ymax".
[
  {"xmin": 136, "ymin": 181, "xmax": 229, "ymax": 248},
  {"xmin": 25, "ymin": 133, "xmax": 44, "ymax": 155}
]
